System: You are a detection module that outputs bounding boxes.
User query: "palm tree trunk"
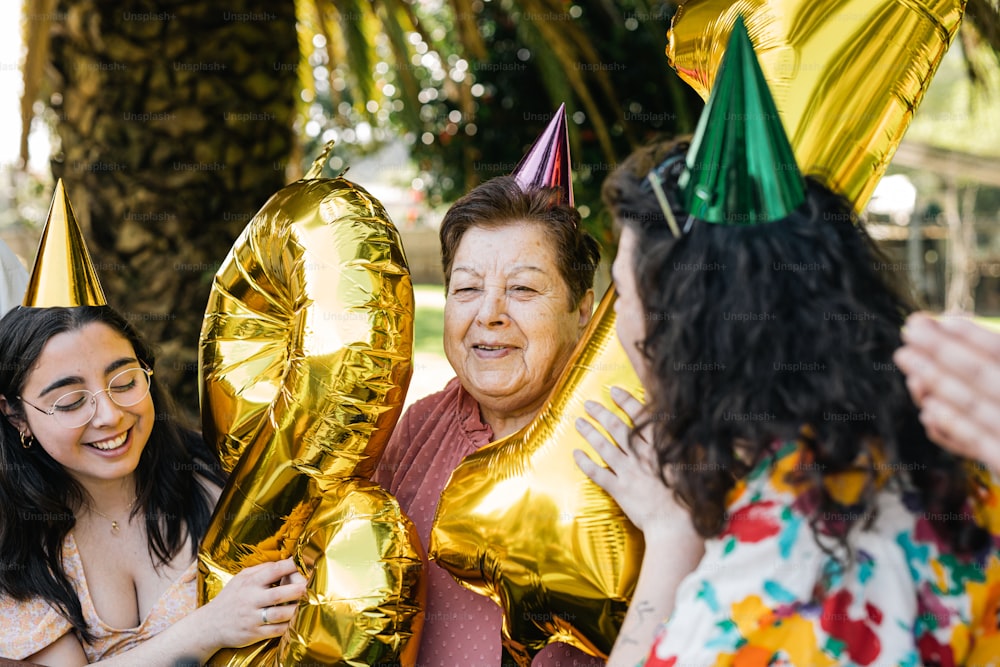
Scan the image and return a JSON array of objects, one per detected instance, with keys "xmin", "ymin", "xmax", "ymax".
[{"xmin": 46, "ymin": 1, "xmax": 299, "ymax": 417}]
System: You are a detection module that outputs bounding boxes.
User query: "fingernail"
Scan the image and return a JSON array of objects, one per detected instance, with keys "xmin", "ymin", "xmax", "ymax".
[
  {"xmin": 922, "ymin": 398, "xmax": 944, "ymax": 417},
  {"xmin": 892, "ymin": 347, "xmax": 913, "ymax": 368},
  {"xmin": 610, "ymin": 386, "xmax": 625, "ymax": 398},
  {"xmin": 902, "ymin": 315, "xmax": 935, "ymax": 341}
]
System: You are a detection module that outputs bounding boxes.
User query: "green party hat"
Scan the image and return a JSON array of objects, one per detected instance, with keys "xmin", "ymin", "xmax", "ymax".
[{"xmin": 678, "ymin": 15, "xmax": 805, "ymax": 225}]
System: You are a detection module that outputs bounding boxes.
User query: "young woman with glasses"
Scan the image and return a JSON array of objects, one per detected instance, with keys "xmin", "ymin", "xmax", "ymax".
[{"xmin": 0, "ymin": 305, "xmax": 306, "ymax": 665}]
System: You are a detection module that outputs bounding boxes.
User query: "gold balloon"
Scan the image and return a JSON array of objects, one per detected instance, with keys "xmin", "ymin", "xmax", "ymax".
[
  {"xmin": 429, "ymin": 288, "xmax": 645, "ymax": 664},
  {"xmin": 198, "ymin": 146, "xmax": 424, "ymax": 666},
  {"xmin": 668, "ymin": 0, "xmax": 966, "ymax": 209}
]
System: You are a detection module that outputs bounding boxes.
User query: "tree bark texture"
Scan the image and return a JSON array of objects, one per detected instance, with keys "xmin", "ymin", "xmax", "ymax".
[{"xmin": 45, "ymin": 1, "xmax": 298, "ymax": 417}]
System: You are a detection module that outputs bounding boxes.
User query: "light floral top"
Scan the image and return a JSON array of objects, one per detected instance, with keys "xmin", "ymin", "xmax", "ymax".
[
  {"xmin": 644, "ymin": 441, "xmax": 1000, "ymax": 667},
  {"xmin": 0, "ymin": 533, "xmax": 197, "ymax": 661}
]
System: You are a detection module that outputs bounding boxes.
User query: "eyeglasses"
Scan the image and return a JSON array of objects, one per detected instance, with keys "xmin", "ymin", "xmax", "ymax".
[
  {"xmin": 642, "ymin": 151, "xmax": 694, "ymax": 238},
  {"xmin": 20, "ymin": 367, "xmax": 154, "ymax": 428},
  {"xmin": 642, "ymin": 153, "xmax": 687, "ymax": 195}
]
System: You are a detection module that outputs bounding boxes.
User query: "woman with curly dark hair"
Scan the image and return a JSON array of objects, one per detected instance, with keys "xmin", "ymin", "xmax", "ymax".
[
  {"xmin": 574, "ymin": 21, "xmax": 1000, "ymax": 667},
  {"xmin": 0, "ymin": 183, "xmax": 306, "ymax": 665}
]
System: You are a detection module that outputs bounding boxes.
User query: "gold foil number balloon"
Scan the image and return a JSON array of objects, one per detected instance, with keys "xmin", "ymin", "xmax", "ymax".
[
  {"xmin": 668, "ymin": 0, "xmax": 966, "ymax": 209},
  {"xmin": 430, "ymin": 289, "xmax": 645, "ymax": 664},
  {"xmin": 198, "ymin": 146, "xmax": 424, "ymax": 666}
]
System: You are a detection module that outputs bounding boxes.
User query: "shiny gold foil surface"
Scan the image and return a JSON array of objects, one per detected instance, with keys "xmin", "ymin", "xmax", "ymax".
[
  {"xmin": 23, "ymin": 179, "xmax": 108, "ymax": 308},
  {"xmin": 667, "ymin": 0, "xmax": 965, "ymax": 209},
  {"xmin": 198, "ymin": 152, "xmax": 424, "ymax": 666},
  {"xmin": 430, "ymin": 288, "xmax": 645, "ymax": 665}
]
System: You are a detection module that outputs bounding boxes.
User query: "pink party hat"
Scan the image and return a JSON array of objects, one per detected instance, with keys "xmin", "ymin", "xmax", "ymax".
[{"xmin": 511, "ymin": 103, "xmax": 573, "ymax": 206}]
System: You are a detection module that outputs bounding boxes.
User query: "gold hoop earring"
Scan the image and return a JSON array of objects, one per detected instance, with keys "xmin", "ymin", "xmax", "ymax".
[{"xmin": 19, "ymin": 432, "xmax": 34, "ymax": 450}]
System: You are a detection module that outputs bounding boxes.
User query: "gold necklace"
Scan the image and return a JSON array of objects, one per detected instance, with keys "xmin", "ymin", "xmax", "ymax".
[{"xmin": 86, "ymin": 498, "xmax": 137, "ymax": 536}]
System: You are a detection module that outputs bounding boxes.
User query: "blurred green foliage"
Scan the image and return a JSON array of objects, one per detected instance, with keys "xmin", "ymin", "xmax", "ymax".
[{"xmin": 296, "ymin": 0, "xmax": 703, "ymax": 246}]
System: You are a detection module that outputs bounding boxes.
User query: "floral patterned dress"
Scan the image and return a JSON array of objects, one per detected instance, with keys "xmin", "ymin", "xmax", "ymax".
[{"xmin": 644, "ymin": 441, "xmax": 1000, "ymax": 667}]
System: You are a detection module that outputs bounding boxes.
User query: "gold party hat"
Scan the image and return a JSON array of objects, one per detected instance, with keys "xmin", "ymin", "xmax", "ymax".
[{"xmin": 23, "ymin": 179, "xmax": 107, "ymax": 307}]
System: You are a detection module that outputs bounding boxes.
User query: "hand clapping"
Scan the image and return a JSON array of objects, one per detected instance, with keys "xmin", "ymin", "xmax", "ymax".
[{"xmin": 895, "ymin": 313, "xmax": 1000, "ymax": 473}]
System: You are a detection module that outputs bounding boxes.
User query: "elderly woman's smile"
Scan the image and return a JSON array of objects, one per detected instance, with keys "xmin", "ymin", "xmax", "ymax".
[
  {"xmin": 444, "ymin": 222, "xmax": 593, "ymax": 439},
  {"xmin": 471, "ymin": 339, "xmax": 517, "ymax": 357}
]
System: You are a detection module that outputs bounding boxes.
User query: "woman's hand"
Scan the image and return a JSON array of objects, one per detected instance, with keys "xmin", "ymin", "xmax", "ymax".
[
  {"xmin": 573, "ymin": 386, "xmax": 694, "ymax": 541},
  {"xmin": 895, "ymin": 313, "xmax": 1000, "ymax": 473},
  {"xmin": 65, "ymin": 558, "xmax": 309, "ymax": 666},
  {"xmin": 198, "ymin": 558, "xmax": 308, "ymax": 649},
  {"xmin": 574, "ymin": 387, "xmax": 704, "ymax": 666}
]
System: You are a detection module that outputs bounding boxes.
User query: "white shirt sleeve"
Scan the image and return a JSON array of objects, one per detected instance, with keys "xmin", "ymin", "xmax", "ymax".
[{"xmin": 0, "ymin": 238, "xmax": 27, "ymax": 314}]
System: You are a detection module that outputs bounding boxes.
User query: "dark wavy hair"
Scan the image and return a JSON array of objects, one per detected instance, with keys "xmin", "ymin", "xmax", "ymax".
[
  {"xmin": 440, "ymin": 175, "xmax": 601, "ymax": 309},
  {"xmin": 0, "ymin": 305, "xmax": 225, "ymax": 643},
  {"xmin": 603, "ymin": 137, "xmax": 987, "ymax": 555}
]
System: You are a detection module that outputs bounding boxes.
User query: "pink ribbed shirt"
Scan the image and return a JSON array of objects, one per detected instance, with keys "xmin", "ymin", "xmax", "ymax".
[{"xmin": 375, "ymin": 377, "xmax": 604, "ymax": 667}]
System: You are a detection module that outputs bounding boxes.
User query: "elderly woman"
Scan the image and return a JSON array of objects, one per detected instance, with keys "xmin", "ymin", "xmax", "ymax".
[{"xmin": 374, "ymin": 174, "xmax": 603, "ymax": 666}]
